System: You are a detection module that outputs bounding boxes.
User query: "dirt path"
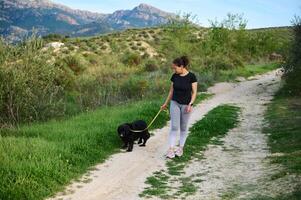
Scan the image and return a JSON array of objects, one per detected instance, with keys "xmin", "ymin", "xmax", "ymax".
[
  {"xmin": 173, "ymin": 73, "xmax": 292, "ymax": 199},
  {"xmin": 49, "ymin": 70, "xmax": 283, "ymax": 200}
]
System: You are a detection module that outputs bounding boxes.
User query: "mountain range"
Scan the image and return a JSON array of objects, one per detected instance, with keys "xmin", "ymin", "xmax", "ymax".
[{"xmin": 0, "ymin": 0, "xmax": 174, "ymax": 42}]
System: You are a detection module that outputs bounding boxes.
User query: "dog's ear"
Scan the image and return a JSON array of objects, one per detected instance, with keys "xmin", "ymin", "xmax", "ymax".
[
  {"xmin": 123, "ymin": 125, "xmax": 131, "ymax": 136},
  {"xmin": 117, "ymin": 124, "xmax": 126, "ymax": 137},
  {"xmin": 118, "ymin": 124, "xmax": 131, "ymax": 137}
]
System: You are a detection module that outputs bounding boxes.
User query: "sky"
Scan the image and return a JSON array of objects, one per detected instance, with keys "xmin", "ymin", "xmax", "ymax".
[{"xmin": 52, "ymin": 0, "xmax": 301, "ymax": 28}]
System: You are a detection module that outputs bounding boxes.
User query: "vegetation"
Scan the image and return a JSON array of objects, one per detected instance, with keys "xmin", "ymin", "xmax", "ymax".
[
  {"xmin": 283, "ymin": 16, "xmax": 301, "ymax": 94},
  {"xmin": 259, "ymin": 16, "xmax": 301, "ymax": 200},
  {"xmin": 262, "ymin": 88, "xmax": 301, "ymax": 200},
  {"xmin": 0, "ymin": 14, "xmax": 291, "ymax": 126},
  {"xmin": 0, "ymin": 13, "xmax": 294, "ymax": 200},
  {"xmin": 0, "ymin": 37, "xmax": 65, "ymax": 125},
  {"xmin": 0, "ymin": 97, "xmax": 169, "ymax": 200},
  {"xmin": 0, "ymin": 93, "xmax": 209, "ymax": 200}
]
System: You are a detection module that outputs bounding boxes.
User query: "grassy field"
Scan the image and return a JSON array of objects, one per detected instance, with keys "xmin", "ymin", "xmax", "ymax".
[
  {"xmin": 260, "ymin": 86, "xmax": 301, "ymax": 199},
  {"xmin": 0, "ymin": 93, "xmax": 211, "ymax": 200},
  {"xmin": 140, "ymin": 104, "xmax": 240, "ymax": 199},
  {"xmin": 0, "ymin": 61, "xmax": 280, "ymax": 200},
  {"xmin": 0, "ymin": 98, "xmax": 168, "ymax": 200}
]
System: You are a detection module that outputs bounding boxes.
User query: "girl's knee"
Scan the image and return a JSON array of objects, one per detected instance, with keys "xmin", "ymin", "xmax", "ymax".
[
  {"xmin": 180, "ymin": 124, "xmax": 188, "ymax": 132},
  {"xmin": 171, "ymin": 125, "xmax": 179, "ymax": 131},
  {"xmin": 180, "ymin": 127, "xmax": 187, "ymax": 132}
]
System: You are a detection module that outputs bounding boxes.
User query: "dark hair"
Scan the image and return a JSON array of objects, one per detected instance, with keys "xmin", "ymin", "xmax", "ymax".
[{"xmin": 173, "ymin": 56, "xmax": 189, "ymax": 68}]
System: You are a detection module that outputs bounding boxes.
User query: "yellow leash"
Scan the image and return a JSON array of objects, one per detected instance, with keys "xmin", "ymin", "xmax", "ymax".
[{"xmin": 130, "ymin": 108, "xmax": 169, "ymax": 133}]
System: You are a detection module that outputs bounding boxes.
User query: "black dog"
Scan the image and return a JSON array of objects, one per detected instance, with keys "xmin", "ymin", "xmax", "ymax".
[{"xmin": 117, "ymin": 120, "xmax": 150, "ymax": 152}]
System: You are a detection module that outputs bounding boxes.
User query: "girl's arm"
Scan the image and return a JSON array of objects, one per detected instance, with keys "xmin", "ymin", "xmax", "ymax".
[
  {"xmin": 186, "ymin": 82, "xmax": 197, "ymax": 113},
  {"xmin": 161, "ymin": 83, "xmax": 173, "ymax": 109},
  {"xmin": 189, "ymin": 82, "xmax": 198, "ymax": 106}
]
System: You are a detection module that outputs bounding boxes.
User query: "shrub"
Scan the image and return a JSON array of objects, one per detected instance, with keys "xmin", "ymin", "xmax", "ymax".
[
  {"xmin": 86, "ymin": 53, "xmax": 99, "ymax": 65},
  {"xmin": 121, "ymin": 51, "xmax": 142, "ymax": 66},
  {"xmin": 139, "ymin": 46, "xmax": 146, "ymax": 51},
  {"xmin": 0, "ymin": 38, "xmax": 65, "ymax": 124},
  {"xmin": 69, "ymin": 45, "xmax": 75, "ymax": 51},
  {"xmin": 144, "ymin": 59, "xmax": 159, "ymax": 72},
  {"xmin": 120, "ymin": 76, "xmax": 149, "ymax": 99},
  {"xmin": 62, "ymin": 54, "xmax": 86, "ymax": 75},
  {"xmin": 100, "ymin": 45, "xmax": 108, "ymax": 50},
  {"xmin": 142, "ymin": 52, "xmax": 150, "ymax": 59},
  {"xmin": 284, "ymin": 16, "xmax": 301, "ymax": 94},
  {"xmin": 131, "ymin": 45, "xmax": 138, "ymax": 50},
  {"xmin": 205, "ymin": 55, "xmax": 235, "ymax": 70}
]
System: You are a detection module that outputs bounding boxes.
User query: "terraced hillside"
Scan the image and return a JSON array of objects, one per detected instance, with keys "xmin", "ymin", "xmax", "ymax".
[{"xmin": 0, "ymin": 18, "xmax": 292, "ymax": 125}]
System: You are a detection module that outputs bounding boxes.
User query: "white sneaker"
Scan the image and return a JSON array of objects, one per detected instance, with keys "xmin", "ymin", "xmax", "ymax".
[
  {"xmin": 166, "ymin": 148, "xmax": 175, "ymax": 159},
  {"xmin": 175, "ymin": 147, "xmax": 183, "ymax": 157}
]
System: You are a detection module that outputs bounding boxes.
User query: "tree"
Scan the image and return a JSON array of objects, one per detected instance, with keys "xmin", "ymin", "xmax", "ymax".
[{"xmin": 284, "ymin": 16, "xmax": 301, "ymax": 94}]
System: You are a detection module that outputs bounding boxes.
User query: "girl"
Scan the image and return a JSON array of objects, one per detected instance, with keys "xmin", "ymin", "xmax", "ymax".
[{"xmin": 161, "ymin": 56, "xmax": 197, "ymax": 158}]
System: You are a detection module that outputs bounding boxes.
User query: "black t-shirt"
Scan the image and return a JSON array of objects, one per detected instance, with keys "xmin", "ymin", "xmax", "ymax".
[{"xmin": 170, "ymin": 72, "xmax": 197, "ymax": 105}]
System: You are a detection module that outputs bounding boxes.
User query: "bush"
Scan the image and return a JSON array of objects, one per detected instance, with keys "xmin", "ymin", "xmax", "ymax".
[
  {"xmin": 205, "ymin": 55, "xmax": 237, "ymax": 70},
  {"xmin": 0, "ymin": 38, "xmax": 65, "ymax": 125},
  {"xmin": 284, "ymin": 16, "xmax": 301, "ymax": 94},
  {"xmin": 42, "ymin": 33, "xmax": 66, "ymax": 42},
  {"xmin": 85, "ymin": 53, "xmax": 99, "ymax": 65},
  {"xmin": 120, "ymin": 76, "xmax": 148, "ymax": 99},
  {"xmin": 62, "ymin": 54, "xmax": 86, "ymax": 75},
  {"xmin": 131, "ymin": 45, "xmax": 138, "ymax": 50},
  {"xmin": 144, "ymin": 59, "xmax": 159, "ymax": 72},
  {"xmin": 121, "ymin": 51, "xmax": 142, "ymax": 66},
  {"xmin": 139, "ymin": 46, "xmax": 146, "ymax": 51},
  {"xmin": 100, "ymin": 45, "xmax": 108, "ymax": 50},
  {"xmin": 75, "ymin": 76, "xmax": 117, "ymax": 109}
]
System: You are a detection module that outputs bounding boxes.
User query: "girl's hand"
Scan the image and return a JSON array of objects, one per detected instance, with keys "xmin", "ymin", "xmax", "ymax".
[
  {"xmin": 185, "ymin": 105, "xmax": 193, "ymax": 113},
  {"xmin": 161, "ymin": 103, "xmax": 168, "ymax": 110}
]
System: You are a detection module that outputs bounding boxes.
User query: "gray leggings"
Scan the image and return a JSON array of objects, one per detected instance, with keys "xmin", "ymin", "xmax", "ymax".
[{"xmin": 169, "ymin": 100, "xmax": 192, "ymax": 148}]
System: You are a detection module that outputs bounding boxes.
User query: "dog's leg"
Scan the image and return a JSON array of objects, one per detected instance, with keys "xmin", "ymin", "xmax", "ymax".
[
  {"xmin": 121, "ymin": 138, "xmax": 128, "ymax": 149},
  {"xmin": 127, "ymin": 141, "xmax": 134, "ymax": 152},
  {"xmin": 139, "ymin": 131, "xmax": 150, "ymax": 147},
  {"xmin": 138, "ymin": 137, "xmax": 143, "ymax": 144},
  {"xmin": 121, "ymin": 142, "xmax": 128, "ymax": 149}
]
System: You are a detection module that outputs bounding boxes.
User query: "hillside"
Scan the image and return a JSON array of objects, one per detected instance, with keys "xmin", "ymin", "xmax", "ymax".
[
  {"xmin": 0, "ymin": 17, "xmax": 293, "ymax": 126},
  {"xmin": 0, "ymin": 0, "xmax": 173, "ymax": 42}
]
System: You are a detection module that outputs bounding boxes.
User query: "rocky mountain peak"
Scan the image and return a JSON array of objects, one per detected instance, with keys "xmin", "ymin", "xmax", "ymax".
[{"xmin": 134, "ymin": 3, "xmax": 167, "ymax": 15}]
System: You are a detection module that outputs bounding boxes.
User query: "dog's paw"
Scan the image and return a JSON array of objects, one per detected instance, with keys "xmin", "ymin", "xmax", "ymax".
[
  {"xmin": 127, "ymin": 149, "xmax": 133, "ymax": 152},
  {"xmin": 139, "ymin": 144, "xmax": 146, "ymax": 147}
]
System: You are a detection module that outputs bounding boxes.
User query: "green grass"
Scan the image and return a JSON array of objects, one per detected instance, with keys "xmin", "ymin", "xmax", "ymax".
[
  {"xmin": 194, "ymin": 92, "xmax": 213, "ymax": 105},
  {"xmin": 264, "ymin": 90, "xmax": 301, "ymax": 174},
  {"xmin": 176, "ymin": 177, "xmax": 197, "ymax": 197},
  {"xmin": 140, "ymin": 104, "xmax": 240, "ymax": 199},
  {"xmin": 260, "ymin": 85, "xmax": 301, "ymax": 199},
  {"xmin": 141, "ymin": 170, "xmax": 171, "ymax": 198},
  {"xmin": 218, "ymin": 62, "xmax": 280, "ymax": 81},
  {"xmin": 0, "ymin": 93, "xmax": 213, "ymax": 200},
  {"xmin": 0, "ymin": 98, "xmax": 170, "ymax": 200}
]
